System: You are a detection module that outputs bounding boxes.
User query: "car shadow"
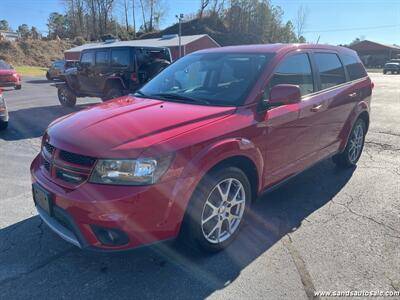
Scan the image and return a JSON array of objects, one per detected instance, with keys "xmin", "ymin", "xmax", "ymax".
[
  {"xmin": 0, "ymin": 160, "xmax": 355, "ymax": 298},
  {"xmin": 0, "ymin": 104, "xmax": 97, "ymax": 141},
  {"xmin": 25, "ymin": 79, "xmax": 53, "ymax": 84}
]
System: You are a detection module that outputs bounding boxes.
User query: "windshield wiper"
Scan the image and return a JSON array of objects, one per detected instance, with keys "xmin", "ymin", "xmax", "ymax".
[
  {"xmin": 134, "ymin": 90, "xmax": 149, "ymax": 98},
  {"xmin": 153, "ymin": 93, "xmax": 211, "ymax": 105}
]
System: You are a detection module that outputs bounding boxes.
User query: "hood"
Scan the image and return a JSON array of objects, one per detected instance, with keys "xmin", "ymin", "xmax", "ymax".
[{"xmin": 47, "ymin": 96, "xmax": 236, "ymax": 158}]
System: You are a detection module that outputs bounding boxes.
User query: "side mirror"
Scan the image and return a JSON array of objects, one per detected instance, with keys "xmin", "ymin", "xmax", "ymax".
[{"xmin": 268, "ymin": 84, "xmax": 301, "ymax": 107}]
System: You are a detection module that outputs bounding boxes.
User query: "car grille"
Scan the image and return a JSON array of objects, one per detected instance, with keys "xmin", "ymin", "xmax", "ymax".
[
  {"xmin": 41, "ymin": 143, "xmax": 96, "ymax": 187},
  {"xmin": 59, "ymin": 150, "xmax": 96, "ymax": 167}
]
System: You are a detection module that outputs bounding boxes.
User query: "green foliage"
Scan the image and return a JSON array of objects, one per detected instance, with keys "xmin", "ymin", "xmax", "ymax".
[{"xmin": 0, "ymin": 20, "xmax": 10, "ymax": 31}]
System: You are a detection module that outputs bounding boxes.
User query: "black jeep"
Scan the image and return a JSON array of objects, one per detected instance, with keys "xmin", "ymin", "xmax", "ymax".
[{"xmin": 56, "ymin": 43, "xmax": 171, "ymax": 107}]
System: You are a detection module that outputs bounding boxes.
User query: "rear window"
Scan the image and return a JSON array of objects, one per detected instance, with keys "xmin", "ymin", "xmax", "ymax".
[
  {"xmin": 111, "ymin": 49, "xmax": 130, "ymax": 68},
  {"xmin": 342, "ymin": 54, "xmax": 367, "ymax": 81},
  {"xmin": 314, "ymin": 53, "xmax": 346, "ymax": 90}
]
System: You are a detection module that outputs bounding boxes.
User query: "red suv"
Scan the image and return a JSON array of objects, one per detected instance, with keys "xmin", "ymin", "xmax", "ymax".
[{"xmin": 31, "ymin": 44, "xmax": 372, "ymax": 252}]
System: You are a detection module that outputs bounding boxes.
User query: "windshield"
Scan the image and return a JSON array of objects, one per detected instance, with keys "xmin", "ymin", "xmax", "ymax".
[
  {"xmin": 138, "ymin": 52, "xmax": 274, "ymax": 106},
  {"xmin": 0, "ymin": 60, "xmax": 12, "ymax": 70}
]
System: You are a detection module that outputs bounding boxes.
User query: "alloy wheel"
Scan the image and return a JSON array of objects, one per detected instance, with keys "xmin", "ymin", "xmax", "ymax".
[
  {"xmin": 348, "ymin": 123, "xmax": 364, "ymax": 163},
  {"xmin": 201, "ymin": 178, "xmax": 246, "ymax": 244}
]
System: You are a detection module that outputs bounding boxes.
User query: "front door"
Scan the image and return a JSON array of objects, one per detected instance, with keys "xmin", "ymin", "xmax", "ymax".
[
  {"xmin": 77, "ymin": 51, "xmax": 97, "ymax": 93},
  {"xmin": 260, "ymin": 51, "xmax": 324, "ymax": 186}
]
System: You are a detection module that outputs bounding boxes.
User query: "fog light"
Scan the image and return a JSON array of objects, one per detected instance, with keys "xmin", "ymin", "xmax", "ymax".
[{"xmin": 91, "ymin": 225, "xmax": 129, "ymax": 246}]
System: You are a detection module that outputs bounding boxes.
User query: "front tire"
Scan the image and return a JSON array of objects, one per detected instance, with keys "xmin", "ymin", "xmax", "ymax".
[
  {"xmin": 57, "ymin": 86, "xmax": 77, "ymax": 107},
  {"xmin": 333, "ymin": 118, "xmax": 366, "ymax": 168},
  {"xmin": 182, "ymin": 166, "xmax": 251, "ymax": 252},
  {"xmin": 102, "ymin": 88, "xmax": 123, "ymax": 101},
  {"xmin": 14, "ymin": 84, "xmax": 22, "ymax": 90}
]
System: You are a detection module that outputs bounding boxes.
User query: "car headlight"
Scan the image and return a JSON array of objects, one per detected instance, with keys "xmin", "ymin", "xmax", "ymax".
[{"xmin": 89, "ymin": 155, "xmax": 173, "ymax": 185}]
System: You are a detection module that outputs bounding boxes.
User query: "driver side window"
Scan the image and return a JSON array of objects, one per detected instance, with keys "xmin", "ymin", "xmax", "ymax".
[{"xmin": 265, "ymin": 53, "xmax": 314, "ymax": 99}]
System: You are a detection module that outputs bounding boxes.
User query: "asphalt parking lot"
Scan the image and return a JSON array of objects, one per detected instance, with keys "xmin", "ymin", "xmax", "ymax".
[{"xmin": 0, "ymin": 73, "xmax": 399, "ymax": 299}]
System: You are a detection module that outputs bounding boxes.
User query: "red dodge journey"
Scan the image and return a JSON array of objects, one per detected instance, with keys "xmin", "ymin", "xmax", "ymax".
[{"xmin": 31, "ymin": 44, "xmax": 372, "ymax": 252}]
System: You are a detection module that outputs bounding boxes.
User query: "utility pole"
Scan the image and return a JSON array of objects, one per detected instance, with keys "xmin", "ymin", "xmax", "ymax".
[{"xmin": 176, "ymin": 14, "xmax": 184, "ymax": 58}]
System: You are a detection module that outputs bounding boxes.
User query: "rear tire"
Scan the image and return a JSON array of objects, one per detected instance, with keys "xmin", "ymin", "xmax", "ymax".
[
  {"xmin": 46, "ymin": 72, "xmax": 51, "ymax": 81},
  {"xmin": 14, "ymin": 84, "xmax": 21, "ymax": 90},
  {"xmin": 333, "ymin": 118, "xmax": 366, "ymax": 168},
  {"xmin": 181, "ymin": 166, "xmax": 252, "ymax": 253},
  {"xmin": 0, "ymin": 121, "xmax": 8, "ymax": 130},
  {"xmin": 383, "ymin": 70, "xmax": 387, "ymax": 74},
  {"xmin": 57, "ymin": 86, "xmax": 77, "ymax": 107}
]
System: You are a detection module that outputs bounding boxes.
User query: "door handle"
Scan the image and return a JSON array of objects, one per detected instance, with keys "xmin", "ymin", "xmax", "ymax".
[
  {"xmin": 310, "ymin": 104, "xmax": 323, "ymax": 112},
  {"xmin": 348, "ymin": 92, "xmax": 358, "ymax": 98}
]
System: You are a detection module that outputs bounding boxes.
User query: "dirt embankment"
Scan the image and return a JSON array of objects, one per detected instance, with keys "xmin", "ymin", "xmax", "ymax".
[{"xmin": 0, "ymin": 39, "xmax": 73, "ymax": 67}]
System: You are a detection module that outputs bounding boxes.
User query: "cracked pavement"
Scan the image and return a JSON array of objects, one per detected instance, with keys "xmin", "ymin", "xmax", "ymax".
[{"xmin": 0, "ymin": 73, "xmax": 399, "ymax": 299}]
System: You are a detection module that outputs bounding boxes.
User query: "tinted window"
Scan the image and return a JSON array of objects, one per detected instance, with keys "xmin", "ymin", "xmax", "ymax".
[
  {"xmin": 342, "ymin": 54, "xmax": 367, "ymax": 81},
  {"xmin": 80, "ymin": 52, "xmax": 94, "ymax": 66},
  {"xmin": 111, "ymin": 49, "xmax": 130, "ymax": 68},
  {"xmin": 269, "ymin": 53, "xmax": 314, "ymax": 96},
  {"xmin": 96, "ymin": 51, "xmax": 109, "ymax": 66},
  {"xmin": 314, "ymin": 53, "xmax": 346, "ymax": 89}
]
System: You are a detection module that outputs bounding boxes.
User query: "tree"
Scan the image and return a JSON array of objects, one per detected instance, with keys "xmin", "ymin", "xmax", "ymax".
[
  {"xmin": 30, "ymin": 27, "xmax": 41, "ymax": 39},
  {"xmin": 295, "ymin": 5, "xmax": 308, "ymax": 39},
  {"xmin": 47, "ymin": 12, "xmax": 68, "ymax": 39},
  {"xmin": 0, "ymin": 20, "xmax": 10, "ymax": 31},
  {"xmin": 199, "ymin": 0, "xmax": 210, "ymax": 19},
  {"xmin": 17, "ymin": 24, "xmax": 30, "ymax": 39}
]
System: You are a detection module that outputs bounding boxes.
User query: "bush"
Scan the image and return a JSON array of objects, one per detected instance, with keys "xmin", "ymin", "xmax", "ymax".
[{"xmin": 73, "ymin": 36, "xmax": 85, "ymax": 46}]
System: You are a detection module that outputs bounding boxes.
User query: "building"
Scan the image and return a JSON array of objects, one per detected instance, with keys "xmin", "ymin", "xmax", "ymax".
[
  {"xmin": 0, "ymin": 31, "xmax": 18, "ymax": 42},
  {"xmin": 64, "ymin": 34, "xmax": 220, "ymax": 61},
  {"xmin": 348, "ymin": 40, "xmax": 400, "ymax": 67}
]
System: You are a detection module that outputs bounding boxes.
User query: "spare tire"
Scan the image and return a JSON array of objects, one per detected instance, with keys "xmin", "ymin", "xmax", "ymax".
[{"xmin": 140, "ymin": 59, "xmax": 170, "ymax": 82}]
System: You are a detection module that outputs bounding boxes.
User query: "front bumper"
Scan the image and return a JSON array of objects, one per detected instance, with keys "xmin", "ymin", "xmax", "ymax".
[{"xmin": 31, "ymin": 155, "xmax": 182, "ymax": 251}]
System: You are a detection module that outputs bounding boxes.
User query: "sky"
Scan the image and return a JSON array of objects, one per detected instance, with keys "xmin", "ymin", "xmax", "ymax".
[{"xmin": 0, "ymin": 0, "xmax": 399, "ymax": 45}]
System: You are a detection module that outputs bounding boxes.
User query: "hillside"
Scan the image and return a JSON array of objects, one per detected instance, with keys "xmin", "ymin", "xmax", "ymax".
[
  {"xmin": 0, "ymin": 39, "xmax": 73, "ymax": 67},
  {"xmin": 139, "ymin": 16, "xmax": 261, "ymax": 46}
]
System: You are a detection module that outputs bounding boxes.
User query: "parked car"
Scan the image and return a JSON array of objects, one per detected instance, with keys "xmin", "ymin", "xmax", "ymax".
[
  {"xmin": 0, "ymin": 89, "xmax": 8, "ymax": 130},
  {"xmin": 46, "ymin": 60, "xmax": 77, "ymax": 81},
  {"xmin": 383, "ymin": 62, "xmax": 400, "ymax": 74},
  {"xmin": 0, "ymin": 60, "xmax": 22, "ymax": 90},
  {"xmin": 31, "ymin": 44, "xmax": 372, "ymax": 253},
  {"xmin": 55, "ymin": 42, "xmax": 172, "ymax": 107}
]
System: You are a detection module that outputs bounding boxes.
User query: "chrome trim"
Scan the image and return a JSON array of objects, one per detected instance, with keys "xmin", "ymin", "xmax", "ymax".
[{"xmin": 36, "ymin": 206, "xmax": 81, "ymax": 248}]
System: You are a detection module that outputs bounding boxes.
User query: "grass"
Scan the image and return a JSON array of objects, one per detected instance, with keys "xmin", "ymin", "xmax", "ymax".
[
  {"xmin": 366, "ymin": 68, "xmax": 383, "ymax": 73},
  {"xmin": 15, "ymin": 66, "xmax": 47, "ymax": 77}
]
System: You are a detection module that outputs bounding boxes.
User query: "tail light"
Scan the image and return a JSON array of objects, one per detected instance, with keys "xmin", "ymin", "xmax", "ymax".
[
  {"xmin": 130, "ymin": 72, "xmax": 138, "ymax": 83},
  {"xmin": 371, "ymin": 82, "xmax": 374, "ymax": 89}
]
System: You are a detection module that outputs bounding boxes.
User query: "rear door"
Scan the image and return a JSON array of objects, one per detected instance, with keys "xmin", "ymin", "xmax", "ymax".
[{"xmin": 311, "ymin": 51, "xmax": 353, "ymax": 155}]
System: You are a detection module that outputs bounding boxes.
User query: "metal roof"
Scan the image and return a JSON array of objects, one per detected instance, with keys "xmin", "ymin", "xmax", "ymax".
[{"xmin": 65, "ymin": 34, "xmax": 218, "ymax": 53}]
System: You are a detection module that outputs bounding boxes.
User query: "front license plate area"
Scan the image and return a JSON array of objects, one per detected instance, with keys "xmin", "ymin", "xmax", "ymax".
[{"xmin": 33, "ymin": 184, "xmax": 53, "ymax": 215}]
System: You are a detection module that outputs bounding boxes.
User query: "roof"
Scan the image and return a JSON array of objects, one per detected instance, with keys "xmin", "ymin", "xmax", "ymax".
[
  {"xmin": 195, "ymin": 43, "xmax": 355, "ymax": 55},
  {"xmin": 349, "ymin": 40, "xmax": 400, "ymax": 51},
  {"xmin": 65, "ymin": 34, "xmax": 218, "ymax": 53}
]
